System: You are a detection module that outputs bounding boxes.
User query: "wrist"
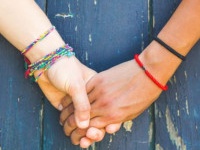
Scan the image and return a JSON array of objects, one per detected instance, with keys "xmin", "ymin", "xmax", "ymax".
[
  {"xmin": 24, "ymin": 30, "xmax": 65, "ymax": 63},
  {"xmin": 139, "ymin": 41, "xmax": 182, "ymax": 85}
]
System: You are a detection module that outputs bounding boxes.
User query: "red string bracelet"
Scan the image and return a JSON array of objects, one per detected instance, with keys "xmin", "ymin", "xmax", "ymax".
[{"xmin": 134, "ymin": 54, "xmax": 168, "ymax": 91}]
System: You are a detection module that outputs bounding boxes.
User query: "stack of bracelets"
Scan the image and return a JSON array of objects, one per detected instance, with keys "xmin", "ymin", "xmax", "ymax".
[
  {"xmin": 134, "ymin": 36, "xmax": 186, "ymax": 91},
  {"xmin": 21, "ymin": 26, "xmax": 75, "ymax": 82},
  {"xmin": 21, "ymin": 25, "xmax": 186, "ymax": 90}
]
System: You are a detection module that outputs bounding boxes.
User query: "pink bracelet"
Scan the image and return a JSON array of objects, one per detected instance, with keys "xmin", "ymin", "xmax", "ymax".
[{"xmin": 21, "ymin": 26, "xmax": 55, "ymax": 55}]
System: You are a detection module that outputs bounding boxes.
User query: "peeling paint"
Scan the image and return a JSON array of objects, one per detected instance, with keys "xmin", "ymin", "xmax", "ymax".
[
  {"xmin": 87, "ymin": 143, "xmax": 96, "ymax": 150},
  {"xmin": 156, "ymin": 144, "xmax": 164, "ymax": 150},
  {"xmin": 169, "ymin": 78, "xmax": 173, "ymax": 85},
  {"xmin": 75, "ymin": 26, "xmax": 78, "ymax": 32},
  {"xmin": 175, "ymin": 92, "xmax": 178, "ymax": 101},
  {"xmin": 68, "ymin": 3, "xmax": 72, "ymax": 14},
  {"xmin": 39, "ymin": 104, "xmax": 44, "ymax": 143},
  {"xmin": 148, "ymin": 122, "xmax": 153, "ymax": 143},
  {"xmin": 17, "ymin": 97, "xmax": 20, "ymax": 102},
  {"xmin": 185, "ymin": 99, "xmax": 189, "ymax": 115},
  {"xmin": 89, "ymin": 34, "xmax": 92, "ymax": 43},
  {"xmin": 177, "ymin": 110, "xmax": 180, "ymax": 117},
  {"xmin": 147, "ymin": 0, "xmax": 150, "ymax": 23},
  {"xmin": 184, "ymin": 71, "xmax": 188, "ymax": 80},
  {"xmin": 85, "ymin": 51, "xmax": 88, "ymax": 60},
  {"xmin": 107, "ymin": 135, "xmax": 113, "ymax": 149},
  {"xmin": 173, "ymin": 75, "xmax": 177, "ymax": 83},
  {"xmin": 55, "ymin": 4, "xmax": 74, "ymax": 19},
  {"xmin": 94, "ymin": 0, "xmax": 97, "ymax": 5},
  {"xmin": 141, "ymin": 33, "xmax": 144, "ymax": 50},
  {"xmin": 123, "ymin": 120, "xmax": 133, "ymax": 132},
  {"xmin": 159, "ymin": 111, "xmax": 162, "ymax": 118},
  {"xmin": 155, "ymin": 103, "xmax": 158, "ymax": 117},
  {"xmin": 109, "ymin": 135, "xmax": 113, "ymax": 143},
  {"xmin": 0, "ymin": 146, "xmax": 2, "ymax": 150},
  {"xmin": 153, "ymin": 16, "xmax": 155, "ymax": 28},
  {"xmin": 55, "ymin": 13, "xmax": 73, "ymax": 18},
  {"xmin": 166, "ymin": 106, "xmax": 187, "ymax": 150},
  {"xmin": 91, "ymin": 143, "xmax": 96, "ymax": 150}
]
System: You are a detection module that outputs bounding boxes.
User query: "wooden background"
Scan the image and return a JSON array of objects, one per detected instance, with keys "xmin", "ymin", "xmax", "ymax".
[{"xmin": 0, "ymin": 0, "xmax": 200, "ymax": 149}]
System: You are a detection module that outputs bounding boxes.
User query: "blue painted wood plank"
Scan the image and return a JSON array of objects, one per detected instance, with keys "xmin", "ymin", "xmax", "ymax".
[
  {"xmin": 0, "ymin": 36, "xmax": 43, "ymax": 150},
  {"xmin": 153, "ymin": 1, "xmax": 200, "ymax": 149},
  {"xmin": 0, "ymin": 1, "xmax": 46, "ymax": 150},
  {"xmin": 44, "ymin": 0, "xmax": 152, "ymax": 150}
]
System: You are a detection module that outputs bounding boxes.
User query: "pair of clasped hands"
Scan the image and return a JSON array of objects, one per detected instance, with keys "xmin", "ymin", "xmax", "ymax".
[{"xmin": 37, "ymin": 46, "xmax": 163, "ymax": 148}]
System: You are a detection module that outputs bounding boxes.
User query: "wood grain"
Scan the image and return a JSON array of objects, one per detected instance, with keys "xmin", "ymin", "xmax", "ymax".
[
  {"xmin": 0, "ymin": 29, "xmax": 43, "ymax": 150},
  {"xmin": 153, "ymin": 0, "xmax": 200, "ymax": 149},
  {"xmin": 1, "ymin": 0, "xmax": 199, "ymax": 150},
  {"xmin": 44, "ymin": 0, "xmax": 152, "ymax": 150}
]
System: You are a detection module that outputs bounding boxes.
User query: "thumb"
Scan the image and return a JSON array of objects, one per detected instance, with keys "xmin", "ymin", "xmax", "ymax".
[{"xmin": 70, "ymin": 82, "xmax": 91, "ymax": 129}]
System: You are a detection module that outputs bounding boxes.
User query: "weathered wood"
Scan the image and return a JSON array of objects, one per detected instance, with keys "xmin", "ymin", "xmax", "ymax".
[
  {"xmin": 153, "ymin": 1, "xmax": 200, "ymax": 150},
  {"xmin": 3, "ymin": 1, "xmax": 199, "ymax": 150},
  {"xmin": 0, "ymin": 1, "xmax": 45, "ymax": 150},
  {"xmin": 44, "ymin": 0, "xmax": 152, "ymax": 150},
  {"xmin": 0, "ymin": 33, "xmax": 43, "ymax": 150}
]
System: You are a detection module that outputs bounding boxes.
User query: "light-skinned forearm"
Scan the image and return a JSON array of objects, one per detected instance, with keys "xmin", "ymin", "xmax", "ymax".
[
  {"xmin": 0, "ymin": 0, "xmax": 64, "ymax": 62},
  {"xmin": 140, "ymin": 0, "xmax": 200, "ymax": 85},
  {"xmin": 0, "ymin": 0, "xmax": 96, "ymax": 129}
]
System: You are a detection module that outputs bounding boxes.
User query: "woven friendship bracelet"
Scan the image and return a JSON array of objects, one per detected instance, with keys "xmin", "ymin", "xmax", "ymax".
[
  {"xmin": 153, "ymin": 36, "xmax": 186, "ymax": 61},
  {"xmin": 134, "ymin": 54, "xmax": 168, "ymax": 91},
  {"xmin": 25, "ymin": 44, "xmax": 75, "ymax": 82},
  {"xmin": 21, "ymin": 26, "xmax": 55, "ymax": 55}
]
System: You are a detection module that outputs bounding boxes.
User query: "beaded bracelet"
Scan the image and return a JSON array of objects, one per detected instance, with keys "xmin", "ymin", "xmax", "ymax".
[
  {"xmin": 134, "ymin": 54, "xmax": 168, "ymax": 91},
  {"xmin": 21, "ymin": 26, "xmax": 55, "ymax": 55},
  {"xmin": 25, "ymin": 44, "xmax": 75, "ymax": 82}
]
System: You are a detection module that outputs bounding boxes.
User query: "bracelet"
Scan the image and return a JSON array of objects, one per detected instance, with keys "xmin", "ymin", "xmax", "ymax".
[
  {"xmin": 25, "ymin": 44, "xmax": 75, "ymax": 82},
  {"xmin": 134, "ymin": 54, "xmax": 168, "ymax": 91},
  {"xmin": 21, "ymin": 26, "xmax": 55, "ymax": 55},
  {"xmin": 153, "ymin": 36, "xmax": 186, "ymax": 61}
]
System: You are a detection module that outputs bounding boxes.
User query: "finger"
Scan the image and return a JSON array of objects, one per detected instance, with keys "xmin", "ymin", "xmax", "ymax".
[
  {"xmin": 80, "ymin": 137, "xmax": 94, "ymax": 149},
  {"xmin": 81, "ymin": 63, "xmax": 97, "ymax": 84},
  {"xmin": 70, "ymin": 83, "xmax": 91, "ymax": 129},
  {"xmin": 105, "ymin": 123, "xmax": 122, "ymax": 134},
  {"xmin": 37, "ymin": 80, "xmax": 66, "ymax": 110},
  {"xmin": 86, "ymin": 127, "xmax": 105, "ymax": 142},
  {"xmin": 60, "ymin": 104, "xmax": 74, "ymax": 126},
  {"xmin": 63, "ymin": 114, "xmax": 77, "ymax": 136},
  {"xmin": 87, "ymin": 91, "xmax": 97, "ymax": 104},
  {"xmin": 70, "ymin": 128, "xmax": 87, "ymax": 145},
  {"xmin": 89, "ymin": 117, "xmax": 109, "ymax": 129},
  {"xmin": 86, "ymin": 74, "xmax": 98, "ymax": 93},
  {"xmin": 61, "ymin": 95, "xmax": 72, "ymax": 108}
]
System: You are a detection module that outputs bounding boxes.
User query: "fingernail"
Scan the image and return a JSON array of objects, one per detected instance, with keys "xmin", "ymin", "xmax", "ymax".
[
  {"xmin": 78, "ymin": 120, "xmax": 89, "ymax": 129},
  {"xmin": 58, "ymin": 104, "xmax": 63, "ymax": 111}
]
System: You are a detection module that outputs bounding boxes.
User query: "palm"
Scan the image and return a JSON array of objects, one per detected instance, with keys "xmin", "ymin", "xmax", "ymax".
[{"xmin": 37, "ymin": 73, "xmax": 69, "ymax": 109}]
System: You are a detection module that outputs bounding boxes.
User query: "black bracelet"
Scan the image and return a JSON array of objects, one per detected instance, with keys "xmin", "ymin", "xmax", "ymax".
[{"xmin": 153, "ymin": 36, "xmax": 186, "ymax": 61}]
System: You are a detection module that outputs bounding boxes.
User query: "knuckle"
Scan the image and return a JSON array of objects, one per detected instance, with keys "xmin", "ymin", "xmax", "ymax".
[
  {"xmin": 75, "ymin": 128, "xmax": 87, "ymax": 136},
  {"xmin": 99, "ymin": 87, "xmax": 107, "ymax": 95},
  {"xmin": 67, "ymin": 116, "xmax": 76, "ymax": 128},
  {"xmin": 98, "ymin": 98, "xmax": 109, "ymax": 108},
  {"xmin": 108, "ymin": 112, "xmax": 121, "ymax": 121},
  {"xmin": 95, "ymin": 74, "xmax": 104, "ymax": 84}
]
